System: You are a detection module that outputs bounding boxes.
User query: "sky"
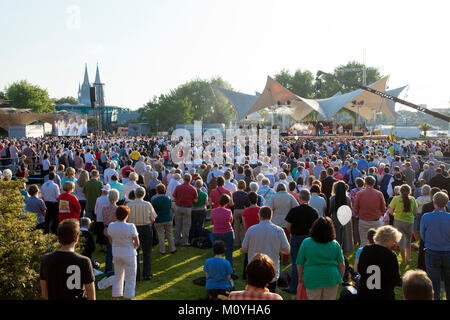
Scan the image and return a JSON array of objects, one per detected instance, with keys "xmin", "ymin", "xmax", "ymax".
[{"xmin": 0, "ymin": 0, "xmax": 449, "ymax": 111}]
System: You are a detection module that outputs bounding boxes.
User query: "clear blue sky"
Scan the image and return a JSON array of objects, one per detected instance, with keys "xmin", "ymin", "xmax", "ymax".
[{"xmin": 1, "ymin": 0, "xmax": 449, "ymax": 111}]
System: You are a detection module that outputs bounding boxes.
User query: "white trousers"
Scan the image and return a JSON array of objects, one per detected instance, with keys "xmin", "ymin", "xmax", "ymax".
[{"xmin": 112, "ymin": 255, "xmax": 137, "ymax": 299}]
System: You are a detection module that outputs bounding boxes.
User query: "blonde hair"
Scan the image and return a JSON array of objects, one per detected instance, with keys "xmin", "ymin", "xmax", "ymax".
[
  {"xmin": 77, "ymin": 170, "xmax": 89, "ymax": 188},
  {"xmin": 65, "ymin": 167, "xmax": 75, "ymax": 178},
  {"xmin": 374, "ymin": 225, "xmax": 402, "ymax": 245},
  {"xmin": 129, "ymin": 172, "xmax": 138, "ymax": 182},
  {"xmin": 63, "ymin": 181, "xmax": 75, "ymax": 192}
]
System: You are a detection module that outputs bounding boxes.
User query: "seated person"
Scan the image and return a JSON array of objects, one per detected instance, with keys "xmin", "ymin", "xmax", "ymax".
[
  {"xmin": 203, "ymin": 240, "xmax": 233, "ymax": 299},
  {"xmin": 228, "ymin": 253, "xmax": 283, "ymax": 300}
]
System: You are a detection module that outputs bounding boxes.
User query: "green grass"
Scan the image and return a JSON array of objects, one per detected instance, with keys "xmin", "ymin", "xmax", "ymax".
[{"xmin": 92, "ymin": 223, "xmax": 444, "ymax": 300}]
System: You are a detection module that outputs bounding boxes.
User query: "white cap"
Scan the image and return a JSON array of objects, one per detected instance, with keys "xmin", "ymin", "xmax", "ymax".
[{"xmin": 102, "ymin": 184, "xmax": 111, "ymax": 192}]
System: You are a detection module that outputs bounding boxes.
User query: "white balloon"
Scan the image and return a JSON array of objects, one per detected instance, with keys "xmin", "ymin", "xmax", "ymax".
[{"xmin": 337, "ymin": 205, "xmax": 352, "ymax": 226}]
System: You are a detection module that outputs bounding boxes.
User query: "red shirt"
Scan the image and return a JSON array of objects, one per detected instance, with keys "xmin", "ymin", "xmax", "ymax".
[
  {"xmin": 210, "ymin": 186, "xmax": 232, "ymax": 208},
  {"xmin": 163, "ymin": 149, "xmax": 170, "ymax": 160},
  {"xmin": 173, "ymin": 182, "xmax": 198, "ymax": 207},
  {"xmin": 210, "ymin": 207, "xmax": 233, "ymax": 234},
  {"xmin": 58, "ymin": 192, "xmax": 81, "ymax": 222},
  {"xmin": 121, "ymin": 166, "xmax": 135, "ymax": 178},
  {"xmin": 354, "ymin": 186, "xmax": 386, "ymax": 221},
  {"xmin": 242, "ymin": 206, "xmax": 260, "ymax": 233}
]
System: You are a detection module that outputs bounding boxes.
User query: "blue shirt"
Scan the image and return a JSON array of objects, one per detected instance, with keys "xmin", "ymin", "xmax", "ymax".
[
  {"xmin": 357, "ymin": 159, "xmax": 369, "ymax": 172},
  {"xmin": 420, "ymin": 209, "xmax": 450, "ymax": 251},
  {"xmin": 348, "ymin": 168, "xmax": 362, "ymax": 186},
  {"xmin": 313, "ymin": 165, "xmax": 325, "ymax": 179},
  {"xmin": 24, "ymin": 196, "xmax": 47, "ymax": 224},
  {"xmin": 340, "ymin": 165, "xmax": 349, "ymax": 176},
  {"xmin": 203, "ymin": 257, "xmax": 233, "ymax": 290}
]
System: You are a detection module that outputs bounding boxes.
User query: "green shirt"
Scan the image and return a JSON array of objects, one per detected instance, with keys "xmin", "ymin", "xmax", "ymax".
[
  {"xmin": 389, "ymin": 195, "xmax": 417, "ymax": 224},
  {"xmin": 296, "ymin": 237, "xmax": 344, "ymax": 290},
  {"xmin": 83, "ymin": 179, "xmax": 103, "ymax": 211},
  {"xmin": 193, "ymin": 189, "xmax": 207, "ymax": 209},
  {"xmin": 110, "ymin": 181, "xmax": 124, "ymax": 200}
]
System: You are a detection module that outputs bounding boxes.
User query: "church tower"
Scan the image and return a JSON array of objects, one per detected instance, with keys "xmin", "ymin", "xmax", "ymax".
[
  {"xmin": 78, "ymin": 63, "xmax": 92, "ymax": 105},
  {"xmin": 93, "ymin": 63, "xmax": 105, "ymax": 107}
]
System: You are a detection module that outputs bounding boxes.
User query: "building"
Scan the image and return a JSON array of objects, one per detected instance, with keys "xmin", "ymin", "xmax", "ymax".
[{"xmin": 55, "ymin": 64, "xmax": 135, "ymax": 131}]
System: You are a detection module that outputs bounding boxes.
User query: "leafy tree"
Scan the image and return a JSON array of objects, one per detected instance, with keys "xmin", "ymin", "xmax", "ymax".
[
  {"xmin": 419, "ymin": 122, "xmax": 432, "ymax": 137},
  {"xmin": 0, "ymin": 179, "xmax": 59, "ymax": 299},
  {"xmin": 274, "ymin": 69, "xmax": 315, "ymax": 98},
  {"xmin": 0, "ymin": 91, "xmax": 6, "ymax": 100},
  {"xmin": 6, "ymin": 80, "xmax": 55, "ymax": 113},
  {"xmin": 54, "ymin": 96, "xmax": 79, "ymax": 105}
]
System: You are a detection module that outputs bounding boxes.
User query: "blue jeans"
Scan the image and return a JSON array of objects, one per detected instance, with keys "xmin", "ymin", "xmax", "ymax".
[
  {"xmin": 189, "ymin": 209, "xmax": 206, "ymax": 243},
  {"xmin": 136, "ymin": 225, "xmax": 153, "ymax": 280},
  {"xmin": 289, "ymin": 234, "xmax": 308, "ymax": 292},
  {"xmin": 425, "ymin": 249, "xmax": 450, "ymax": 300},
  {"xmin": 105, "ymin": 239, "xmax": 114, "ymax": 277},
  {"xmin": 212, "ymin": 232, "xmax": 235, "ymax": 270}
]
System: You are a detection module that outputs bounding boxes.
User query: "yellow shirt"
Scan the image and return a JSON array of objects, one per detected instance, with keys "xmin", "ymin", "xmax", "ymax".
[{"xmin": 130, "ymin": 151, "xmax": 141, "ymax": 161}]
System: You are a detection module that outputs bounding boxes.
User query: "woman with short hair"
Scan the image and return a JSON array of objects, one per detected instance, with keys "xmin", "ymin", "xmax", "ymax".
[
  {"xmin": 388, "ymin": 184, "xmax": 418, "ymax": 263},
  {"xmin": 107, "ymin": 205, "xmax": 140, "ymax": 300},
  {"xmin": 296, "ymin": 217, "xmax": 345, "ymax": 300},
  {"xmin": 357, "ymin": 225, "xmax": 402, "ymax": 300},
  {"xmin": 152, "ymin": 184, "xmax": 176, "ymax": 255},
  {"xmin": 102, "ymin": 189, "xmax": 120, "ymax": 276}
]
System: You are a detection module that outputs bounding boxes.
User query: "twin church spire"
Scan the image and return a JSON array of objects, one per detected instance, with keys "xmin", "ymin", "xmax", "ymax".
[{"xmin": 77, "ymin": 63, "xmax": 105, "ymax": 107}]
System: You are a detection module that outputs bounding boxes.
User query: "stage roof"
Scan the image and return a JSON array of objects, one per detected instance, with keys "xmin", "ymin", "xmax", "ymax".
[{"xmin": 217, "ymin": 76, "xmax": 407, "ymax": 122}]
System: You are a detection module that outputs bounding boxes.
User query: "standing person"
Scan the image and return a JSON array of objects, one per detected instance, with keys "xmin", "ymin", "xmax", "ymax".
[
  {"xmin": 152, "ymin": 184, "xmax": 176, "ymax": 255},
  {"xmin": 228, "ymin": 254, "xmax": 283, "ymax": 300},
  {"xmin": 84, "ymin": 149, "xmax": 94, "ymax": 172},
  {"xmin": 58, "ymin": 181, "xmax": 81, "ymax": 222},
  {"xmin": 349, "ymin": 177, "xmax": 365, "ymax": 246},
  {"xmin": 189, "ymin": 179, "xmax": 208, "ymax": 244},
  {"xmin": 329, "ymin": 181, "xmax": 354, "ymax": 254},
  {"xmin": 102, "ymin": 189, "xmax": 120, "ymax": 277},
  {"xmin": 75, "ymin": 170, "xmax": 89, "ymax": 218},
  {"xmin": 347, "ymin": 162, "xmax": 362, "ymax": 189},
  {"xmin": 41, "ymin": 172, "xmax": 60, "ymax": 234},
  {"xmin": 296, "ymin": 217, "xmax": 345, "ymax": 300},
  {"xmin": 82, "ymin": 170, "xmax": 103, "ymax": 220},
  {"xmin": 241, "ymin": 192, "xmax": 261, "ymax": 279},
  {"xmin": 40, "ymin": 219, "xmax": 95, "ymax": 300},
  {"xmin": 420, "ymin": 191, "xmax": 450, "ymax": 300},
  {"xmin": 123, "ymin": 172, "xmax": 140, "ymax": 202},
  {"xmin": 232, "ymin": 180, "xmax": 250, "ymax": 247},
  {"xmin": 210, "ymin": 195, "xmax": 235, "ymax": 273},
  {"xmin": 110, "ymin": 175, "xmax": 125, "ymax": 205},
  {"xmin": 357, "ymin": 225, "xmax": 402, "ymax": 300},
  {"xmin": 107, "ymin": 206, "xmax": 140, "ymax": 300},
  {"xmin": 266, "ymin": 183, "xmax": 298, "ymax": 265},
  {"xmin": 94, "ymin": 185, "xmax": 111, "ymax": 252},
  {"xmin": 242, "ymin": 206, "xmax": 290, "ymax": 293},
  {"xmin": 209, "ymin": 176, "xmax": 233, "ymax": 209},
  {"xmin": 388, "ymin": 184, "xmax": 418, "ymax": 263},
  {"xmin": 354, "ymin": 176, "xmax": 386, "ymax": 247},
  {"xmin": 284, "ymin": 189, "xmax": 319, "ymax": 294},
  {"xmin": 172, "ymin": 174, "xmax": 198, "ymax": 247},
  {"xmin": 127, "ymin": 187, "xmax": 157, "ymax": 281},
  {"xmin": 309, "ymin": 185, "xmax": 327, "ymax": 217},
  {"xmin": 24, "ymin": 184, "xmax": 47, "ymax": 230}
]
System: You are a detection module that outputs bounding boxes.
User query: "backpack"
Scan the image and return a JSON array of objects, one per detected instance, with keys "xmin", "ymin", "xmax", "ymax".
[{"xmin": 192, "ymin": 229, "xmax": 212, "ymax": 249}]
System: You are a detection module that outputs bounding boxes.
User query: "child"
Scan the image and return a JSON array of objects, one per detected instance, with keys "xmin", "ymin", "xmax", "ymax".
[
  {"xmin": 203, "ymin": 240, "xmax": 234, "ymax": 300},
  {"xmin": 79, "ymin": 217, "xmax": 99, "ymax": 269},
  {"xmin": 354, "ymin": 228, "xmax": 377, "ymax": 274}
]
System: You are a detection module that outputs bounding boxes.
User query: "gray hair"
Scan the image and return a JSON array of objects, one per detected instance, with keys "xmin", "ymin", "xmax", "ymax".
[
  {"xmin": 249, "ymin": 182, "xmax": 259, "ymax": 192},
  {"xmin": 173, "ymin": 173, "xmax": 181, "ymax": 180},
  {"xmin": 151, "ymin": 171, "xmax": 159, "ymax": 179},
  {"xmin": 108, "ymin": 189, "xmax": 119, "ymax": 204},
  {"xmin": 135, "ymin": 187, "xmax": 146, "ymax": 199},
  {"xmin": 299, "ymin": 189, "xmax": 311, "ymax": 202},
  {"xmin": 80, "ymin": 217, "xmax": 91, "ymax": 228},
  {"xmin": 374, "ymin": 225, "xmax": 402, "ymax": 245}
]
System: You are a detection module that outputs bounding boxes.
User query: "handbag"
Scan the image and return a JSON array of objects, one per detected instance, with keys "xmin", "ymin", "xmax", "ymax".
[{"xmin": 296, "ymin": 281, "xmax": 308, "ymax": 300}]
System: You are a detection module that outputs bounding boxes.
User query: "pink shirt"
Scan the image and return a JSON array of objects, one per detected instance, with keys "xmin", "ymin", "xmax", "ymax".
[{"xmin": 210, "ymin": 207, "xmax": 233, "ymax": 234}]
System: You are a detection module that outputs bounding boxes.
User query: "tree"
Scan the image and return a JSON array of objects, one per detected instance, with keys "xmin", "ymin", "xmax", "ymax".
[
  {"xmin": 54, "ymin": 96, "xmax": 79, "ymax": 105},
  {"xmin": 0, "ymin": 91, "xmax": 6, "ymax": 100},
  {"xmin": 419, "ymin": 122, "xmax": 433, "ymax": 137},
  {"xmin": 274, "ymin": 69, "xmax": 315, "ymax": 98},
  {"xmin": 0, "ymin": 179, "xmax": 59, "ymax": 299},
  {"xmin": 6, "ymin": 80, "xmax": 55, "ymax": 113}
]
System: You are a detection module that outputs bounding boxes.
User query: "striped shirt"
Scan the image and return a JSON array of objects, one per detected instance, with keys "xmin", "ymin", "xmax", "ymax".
[
  {"xmin": 127, "ymin": 199, "xmax": 157, "ymax": 226},
  {"xmin": 228, "ymin": 285, "xmax": 283, "ymax": 300}
]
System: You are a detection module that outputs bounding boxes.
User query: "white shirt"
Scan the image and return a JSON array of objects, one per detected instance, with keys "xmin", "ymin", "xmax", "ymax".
[
  {"xmin": 40, "ymin": 180, "xmax": 60, "ymax": 202},
  {"xmin": 94, "ymin": 195, "xmax": 110, "ymax": 223},
  {"xmin": 224, "ymin": 180, "xmax": 238, "ymax": 194},
  {"xmin": 107, "ymin": 222, "xmax": 138, "ymax": 257},
  {"xmin": 104, "ymin": 168, "xmax": 118, "ymax": 184},
  {"xmin": 166, "ymin": 179, "xmax": 181, "ymax": 200},
  {"xmin": 123, "ymin": 181, "xmax": 140, "ymax": 201},
  {"xmin": 42, "ymin": 159, "xmax": 50, "ymax": 171},
  {"xmin": 84, "ymin": 152, "xmax": 94, "ymax": 164}
]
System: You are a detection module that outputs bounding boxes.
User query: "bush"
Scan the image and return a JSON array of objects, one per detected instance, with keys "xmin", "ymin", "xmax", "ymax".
[{"xmin": 0, "ymin": 179, "xmax": 60, "ymax": 299}]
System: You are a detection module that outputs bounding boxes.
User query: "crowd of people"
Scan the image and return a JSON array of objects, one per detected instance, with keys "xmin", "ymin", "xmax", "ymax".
[{"xmin": 0, "ymin": 134, "xmax": 449, "ymax": 301}]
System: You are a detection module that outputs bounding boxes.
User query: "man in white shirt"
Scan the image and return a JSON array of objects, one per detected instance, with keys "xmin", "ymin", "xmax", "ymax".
[
  {"xmin": 103, "ymin": 162, "xmax": 119, "ymax": 184},
  {"xmin": 134, "ymin": 156, "xmax": 146, "ymax": 176},
  {"xmin": 224, "ymin": 171, "xmax": 237, "ymax": 194},
  {"xmin": 84, "ymin": 149, "xmax": 94, "ymax": 172},
  {"xmin": 40, "ymin": 172, "xmax": 60, "ymax": 234},
  {"xmin": 166, "ymin": 173, "xmax": 181, "ymax": 200},
  {"xmin": 94, "ymin": 184, "xmax": 111, "ymax": 249}
]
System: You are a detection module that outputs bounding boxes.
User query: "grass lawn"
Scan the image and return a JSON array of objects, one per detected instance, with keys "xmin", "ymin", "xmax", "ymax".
[{"xmin": 92, "ymin": 220, "xmax": 444, "ymax": 300}]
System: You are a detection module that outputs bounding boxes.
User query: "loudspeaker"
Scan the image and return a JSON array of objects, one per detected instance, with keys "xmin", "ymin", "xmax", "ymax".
[
  {"xmin": 353, "ymin": 131, "xmax": 363, "ymax": 136},
  {"xmin": 90, "ymin": 87, "xmax": 96, "ymax": 108}
]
